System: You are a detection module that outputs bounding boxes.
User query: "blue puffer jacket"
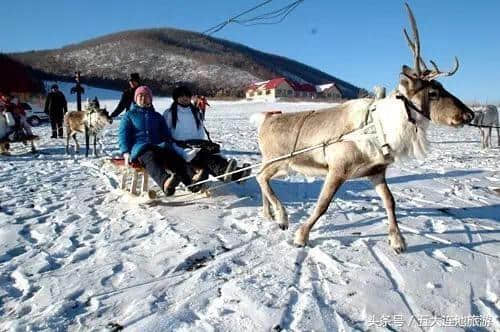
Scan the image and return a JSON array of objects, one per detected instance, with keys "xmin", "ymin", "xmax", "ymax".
[{"xmin": 118, "ymin": 104, "xmax": 171, "ymax": 161}]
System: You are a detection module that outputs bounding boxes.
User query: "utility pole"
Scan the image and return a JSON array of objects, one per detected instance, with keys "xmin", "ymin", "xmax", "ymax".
[{"xmin": 70, "ymin": 71, "xmax": 85, "ymax": 111}]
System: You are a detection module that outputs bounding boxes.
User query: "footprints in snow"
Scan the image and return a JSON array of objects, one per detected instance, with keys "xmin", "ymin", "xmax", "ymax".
[{"xmin": 428, "ymin": 249, "xmax": 463, "ymax": 272}]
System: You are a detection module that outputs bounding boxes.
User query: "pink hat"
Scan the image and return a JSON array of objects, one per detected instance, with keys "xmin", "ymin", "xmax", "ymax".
[{"xmin": 134, "ymin": 85, "xmax": 153, "ymax": 103}]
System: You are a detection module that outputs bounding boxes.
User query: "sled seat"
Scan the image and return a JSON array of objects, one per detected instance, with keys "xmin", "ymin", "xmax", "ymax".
[{"xmin": 110, "ymin": 158, "xmax": 149, "ymax": 196}]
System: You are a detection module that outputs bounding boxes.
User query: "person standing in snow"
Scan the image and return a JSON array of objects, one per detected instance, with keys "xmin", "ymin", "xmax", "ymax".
[
  {"xmin": 163, "ymin": 85, "xmax": 250, "ymax": 184},
  {"xmin": 111, "ymin": 73, "xmax": 141, "ymax": 118},
  {"xmin": 44, "ymin": 84, "xmax": 68, "ymax": 138},
  {"xmin": 118, "ymin": 85, "xmax": 193, "ymax": 196},
  {"xmin": 193, "ymin": 95, "xmax": 210, "ymax": 120}
]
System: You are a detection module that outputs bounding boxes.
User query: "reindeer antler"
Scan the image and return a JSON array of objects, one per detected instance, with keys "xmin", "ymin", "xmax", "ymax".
[
  {"xmin": 403, "ymin": 3, "xmax": 424, "ymax": 76},
  {"xmin": 425, "ymin": 57, "xmax": 460, "ymax": 80},
  {"xmin": 403, "ymin": 3, "xmax": 459, "ymax": 80}
]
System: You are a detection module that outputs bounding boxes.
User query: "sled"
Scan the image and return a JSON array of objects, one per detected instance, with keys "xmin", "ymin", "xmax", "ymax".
[
  {"xmin": 109, "ymin": 157, "xmax": 151, "ymax": 197},
  {"xmin": 0, "ymin": 135, "xmax": 39, "ymax": 155}
]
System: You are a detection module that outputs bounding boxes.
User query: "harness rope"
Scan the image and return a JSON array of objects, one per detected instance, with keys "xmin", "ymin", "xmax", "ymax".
[
  {"xmin": 184, "ymin": 136, "xmax": 344, "ymax": 190},
  {"xmin": 467, "ymin": 123, "xmax": 500, "ymax": 129}
]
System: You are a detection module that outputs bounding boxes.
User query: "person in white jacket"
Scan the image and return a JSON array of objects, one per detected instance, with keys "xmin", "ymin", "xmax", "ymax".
[{"xmin": 163, "ymin": 86, "xmax": 250, "ymax": 184}]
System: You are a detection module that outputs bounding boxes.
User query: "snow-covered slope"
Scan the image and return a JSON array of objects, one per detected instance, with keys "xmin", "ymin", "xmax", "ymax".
[{"xmin": 0, "ymin": 93, "xmax": 499, "ymax": 331}]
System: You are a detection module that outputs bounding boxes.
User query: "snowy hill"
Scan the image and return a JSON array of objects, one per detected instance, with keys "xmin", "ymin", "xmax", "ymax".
[
  {"xmin": 0, "ymin": 90, "xmax": 499, "ymax": 331},
  {"xmin": 11, "ymin": 28, "xmax": 362, "ymax": 98}
]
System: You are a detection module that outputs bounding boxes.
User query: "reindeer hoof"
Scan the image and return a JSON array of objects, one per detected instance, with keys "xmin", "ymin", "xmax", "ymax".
[
  {"xmin": 293, "ymin": 228, "xmax": 309, "ymax": 247},
  {"xmin": 389, "ymin": 233, "xmax": 407, "ymax": 254},
  {"xmin": 278, "ymin": 223, "xmax": 288, "ymax": 230}
]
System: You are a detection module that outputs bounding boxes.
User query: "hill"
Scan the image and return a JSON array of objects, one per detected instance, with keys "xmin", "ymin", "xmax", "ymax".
[
  {"xmin": 0, "ymin": 54, "xmax": 44, "ymax": 95},
  {"xmin": 11, "ymin": 28, "xmax": 362, "ymax": 98}
]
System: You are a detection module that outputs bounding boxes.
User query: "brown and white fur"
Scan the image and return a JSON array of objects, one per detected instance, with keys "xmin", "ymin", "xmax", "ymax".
[
  {"xmin": 65, "ymin": 100, "xmax": 112, "ymax": 157},
  {"xmin": 471, "ymin": 105, "xmax": 499, "ymax": 149},
  {"xmin": 251, "ymin": 4, "xmax": 475, "ymax": 253}
]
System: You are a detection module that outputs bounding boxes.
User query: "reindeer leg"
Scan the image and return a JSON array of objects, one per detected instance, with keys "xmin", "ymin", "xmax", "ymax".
[
  {"xmin": 262, "ymin": 195, "xmax": 274, "ymax": 221},
  {"xmin": 480, "ymin": 129, "xmax": 485, "ymax": 149},
  {"xmin": 93, "ymin": 134, "xmax": 98, "ymax": 157},
  {"xmin": 256, "ymin": 164, "xmax": 287, "ymax": 228},
  {"xmin": 73, "ymin": 133, "xmax": 80, "ymax": 153},
  {"xmin": 487, "ymin": 127, "xmax": 492, "ymax": 148},
  {"xmin": 294, "ymin": 169, "xmax": 344, "ymax": 247},
  {"xmin": 30, "ymin": 140, "xmax": 36, "ymax": 153},
  {"xmin": 66, "ymin": 130, "xmax": 71, "ymax": 154},
  {"xmin": 85, "ymin": 128, "xmax": 90, "ymax": 157},
  {"xmin": 369, "ymin": 171, "xmax": 407, "ymax": 253},
  {"xmin": 497, "ymin": 126, "xmax": 500, "ymax": 147}
]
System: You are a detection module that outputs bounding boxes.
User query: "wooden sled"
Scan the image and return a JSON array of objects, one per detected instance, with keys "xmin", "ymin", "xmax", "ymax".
[
  {"xmin": 0, "ymin": 135, "xmax": 39, "ymax": 155},
  {"xmin": 110, "ymin": 158, "xmax": 151, "ymax": 197}
]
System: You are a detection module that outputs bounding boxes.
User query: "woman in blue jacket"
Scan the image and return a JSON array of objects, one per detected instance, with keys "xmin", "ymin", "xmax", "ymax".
[{"xmin": 118, "ymin": 86, "xmax": 191, "ymax": 196}]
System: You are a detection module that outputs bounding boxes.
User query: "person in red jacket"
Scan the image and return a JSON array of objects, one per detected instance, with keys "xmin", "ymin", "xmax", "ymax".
[{"xmin": 193, "ymin": 95, "xmax": 210, "ymax": 120}]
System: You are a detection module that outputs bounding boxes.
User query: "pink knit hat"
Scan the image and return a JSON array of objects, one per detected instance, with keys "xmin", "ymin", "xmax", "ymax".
[{"xmin": 134, "ymin": 85, "xmax": 153, "ymax": 103}]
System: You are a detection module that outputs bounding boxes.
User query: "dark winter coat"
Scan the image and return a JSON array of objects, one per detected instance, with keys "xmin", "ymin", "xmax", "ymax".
[
  {"xmin": 111, "ymin": 86, "xmax": 137, "ymax": 118},
  {"xmin": 44, "ymin": 91, "xmax": 68, "ymax": 120},
  {"xmin": 118, "ymin": 104, "xmax": 172, "ymax": 161}
]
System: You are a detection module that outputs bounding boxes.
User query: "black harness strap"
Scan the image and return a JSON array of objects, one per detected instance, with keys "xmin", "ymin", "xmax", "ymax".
[{"xmin": 395, "ymin": 93, "xmax": 432, "ymax": 126}]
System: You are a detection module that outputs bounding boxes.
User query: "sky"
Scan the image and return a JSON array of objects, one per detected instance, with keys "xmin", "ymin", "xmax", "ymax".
[{"xmin": 1, "ymin": 0, "xmax": 499, "ymax": 102}]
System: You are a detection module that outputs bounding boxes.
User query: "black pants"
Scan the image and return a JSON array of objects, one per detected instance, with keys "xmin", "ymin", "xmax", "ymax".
[
  {"xmin": 191, "ymin": 151, "xmax": 229, "ymax": 178},
  {"xmin": 138, "ymin": 145, "xmax": 192, "ymax": 189},
  {"xmin": 50, "ymin": 117, "xmax": 63, "ymax": 138}
]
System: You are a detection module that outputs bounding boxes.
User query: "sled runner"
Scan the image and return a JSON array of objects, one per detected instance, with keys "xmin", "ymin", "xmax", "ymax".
[{"xmin": 0, "ymin": 134, "xmax": 39, "ymax": 155}]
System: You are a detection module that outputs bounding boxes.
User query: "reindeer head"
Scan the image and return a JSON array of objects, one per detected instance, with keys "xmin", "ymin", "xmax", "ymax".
[
  {"xmin": 397, "ymin": 3, "xmax": 474, "ymax": 127},
  {"xmin": 96, "ymin": 108, "xmax": 113, "ymax": 126}
]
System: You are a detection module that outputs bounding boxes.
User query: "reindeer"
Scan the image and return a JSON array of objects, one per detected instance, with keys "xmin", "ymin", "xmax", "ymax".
[
  {"xmin": 65, "ymin": 97, "xmax": 113, "ymax": 157},
  {"xmin": 252, "ymin": 3, "xmax": 474, "ymax": 253},
  {"xmin": 471, "ymin": 105, "xmax": 499, "ymax": 149}
]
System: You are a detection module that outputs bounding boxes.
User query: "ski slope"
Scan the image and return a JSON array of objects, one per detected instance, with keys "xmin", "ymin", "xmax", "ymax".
[{"xmin": 0, "ymin": 93, "xmax": 499, "ymax": 331}]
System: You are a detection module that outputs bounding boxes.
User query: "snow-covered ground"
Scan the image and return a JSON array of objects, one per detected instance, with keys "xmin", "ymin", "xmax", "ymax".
[{"xmin": 1, "ymin": 93, "xmax": 499, "ymax": 332}]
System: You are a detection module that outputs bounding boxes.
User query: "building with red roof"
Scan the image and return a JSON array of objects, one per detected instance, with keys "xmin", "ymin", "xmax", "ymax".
[
  {"xmin": 246, "ymin": 77, "xmax": 341, "ymax": 101},
  {"xmin": 246, "ymin": 77, "xmax": 317, "ymax": 101}
]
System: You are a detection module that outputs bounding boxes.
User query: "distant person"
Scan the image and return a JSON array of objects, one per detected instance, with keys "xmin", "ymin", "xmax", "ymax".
[
  {"xmin": 44, "ymin": 84, "xmax": 68, "ymax": 138},
  {"xmin": 193, "ymin": 95, "xmax": 210, "ymax": 120},
  {"xmin": 118, "ymin": 85, "xmax": 193, "ymax": 196},
  {"xmin": 163, "ymin": 86, "xmax": 250, "ymax": 184},
  {"xmin": 111, "ymin": 73, "xmax": 141, "ymax": 118}
]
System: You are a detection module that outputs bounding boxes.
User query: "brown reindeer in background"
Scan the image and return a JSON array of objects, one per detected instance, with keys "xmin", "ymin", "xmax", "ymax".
[
  {"xmin": 65, "ymin": 98, "xmax": 113, "ymax": 157},
  {"xmin": 252, "ymin": 3, "xmax": 474, "ymax": 253}
]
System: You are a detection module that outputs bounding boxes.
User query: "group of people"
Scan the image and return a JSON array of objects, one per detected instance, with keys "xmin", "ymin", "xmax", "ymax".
[
  {"xmin": 0, "ymin": 92, "xmax": 36, "ymax": 143},
  {"xmin": 0, "ymin": 83, "xmax": 68, "ymax": 147},
  {"xmin": 117, "ymin": 73, "xmax": 249, "ymax": 196},
  {"xmin": 2, "ymin": 72, "xmax": 246, "ymax": 196}
]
